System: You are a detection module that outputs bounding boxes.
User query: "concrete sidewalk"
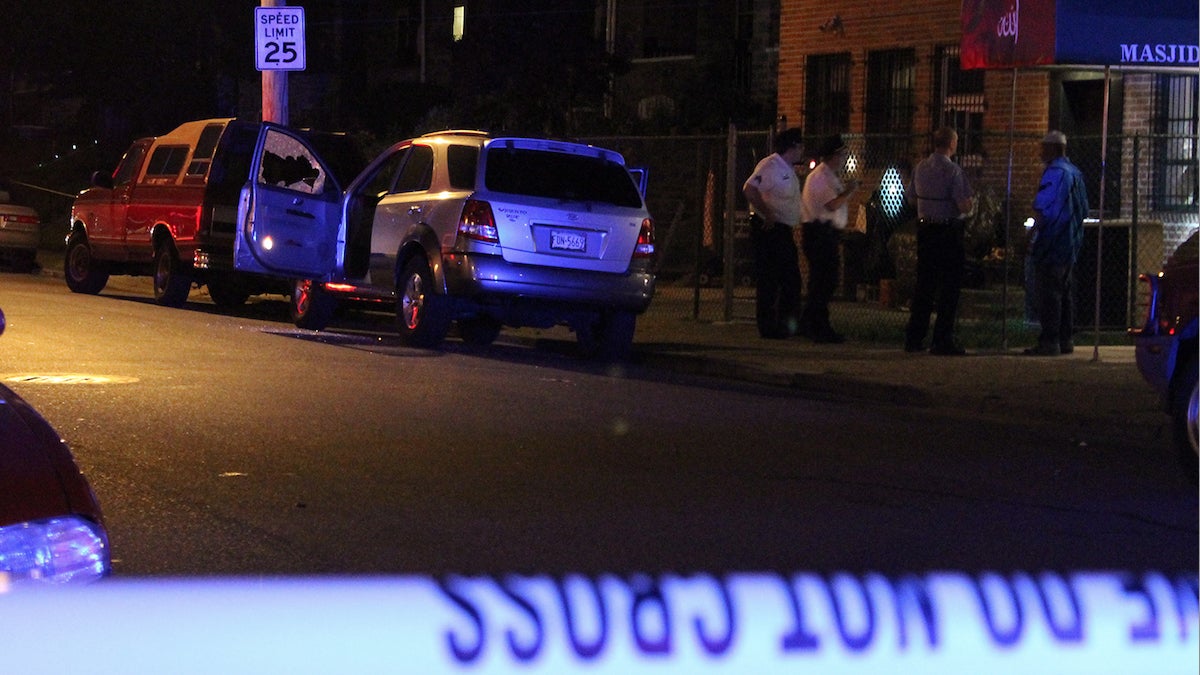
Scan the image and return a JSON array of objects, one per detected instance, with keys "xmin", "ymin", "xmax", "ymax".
[
  {"xmin": 502, "ymin": 295, "xmax": 1156, "ymax": 444},
  {"xmin": 627, "ymin": 310, "xmax": 1153, "ymax": 434}
]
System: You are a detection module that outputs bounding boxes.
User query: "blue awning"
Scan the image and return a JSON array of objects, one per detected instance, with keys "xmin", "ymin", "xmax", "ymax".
[{"xmin": 962, "ymin": 0, "xmax": 1198, "ymax": 70}]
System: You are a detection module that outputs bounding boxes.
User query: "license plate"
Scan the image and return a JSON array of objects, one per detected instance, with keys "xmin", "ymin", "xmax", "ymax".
[{"xmin": 550, "ymin": 230, "xmax": 587, "ymax": 252}]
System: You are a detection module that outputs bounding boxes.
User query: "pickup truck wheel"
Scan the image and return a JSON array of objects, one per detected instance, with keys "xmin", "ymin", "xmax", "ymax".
[
  {"xmin": 206, "ymin": 276, "xmax": 249, "ymax": 308},
  {"xmin": 291, "ymin": 279, "xmax": 336, "ymax": 330},
  {"xmin": 458, "ymin": 316, "xmax": 502, "ymax": 346},
  {"xmin": 397, "ymin": 256, "xmax": 451, "ymax": 349},
  {"xmin": 153, "ymin": 243, "xmax": 193, "ymax": 307},
  {"xmin": 64, "ymin": 233, "xmax": 109, "ymax": 295}
]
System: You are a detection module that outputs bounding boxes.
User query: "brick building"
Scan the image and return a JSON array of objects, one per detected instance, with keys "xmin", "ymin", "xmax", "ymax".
[{"xmin": 777, "ymin": 0, "xmax": 1198, "ymax": 264}]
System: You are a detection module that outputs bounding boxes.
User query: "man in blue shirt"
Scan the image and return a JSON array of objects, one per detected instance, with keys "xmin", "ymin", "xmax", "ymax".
[{"xmin": 1025, "ymin": 130, "xmax": 1089, "ymax": 356}]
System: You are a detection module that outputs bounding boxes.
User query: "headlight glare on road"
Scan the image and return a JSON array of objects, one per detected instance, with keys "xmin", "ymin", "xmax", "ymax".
[{"xmin": 0, "ymin": 516, "xmax": 109, "ymax": 586}]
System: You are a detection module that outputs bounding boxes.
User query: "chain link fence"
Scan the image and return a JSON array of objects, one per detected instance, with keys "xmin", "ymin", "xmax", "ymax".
[{"xmin": 587, "ymin": 128, "xmax": 1199, "ymax": 349}]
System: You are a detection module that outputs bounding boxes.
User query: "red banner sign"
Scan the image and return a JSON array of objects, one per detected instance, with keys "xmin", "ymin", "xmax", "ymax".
[{"xmin": 961, "ymin": 0, "xmax": 1058, "ymax": 69}]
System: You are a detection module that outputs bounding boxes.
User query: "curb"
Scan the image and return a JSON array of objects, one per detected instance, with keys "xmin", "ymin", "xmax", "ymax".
[{"xmin": 635, "ymin": 349, "xmax": 930, "ymax": 405}]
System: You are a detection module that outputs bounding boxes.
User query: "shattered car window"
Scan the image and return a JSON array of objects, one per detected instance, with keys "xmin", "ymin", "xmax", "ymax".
[{"xmin": 259, "ymin": 130, "xmax": 326, "ymax": 194}]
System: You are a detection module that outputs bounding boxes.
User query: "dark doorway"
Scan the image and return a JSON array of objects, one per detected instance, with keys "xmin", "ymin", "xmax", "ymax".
[{"xmin": 1053, "ymin": 73, "xmax": 1124, "ymax": 216}]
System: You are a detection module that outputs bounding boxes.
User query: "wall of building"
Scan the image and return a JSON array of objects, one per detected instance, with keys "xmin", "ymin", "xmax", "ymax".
[
  {"xmin": 778, "ymin": 1, "xmax": 1052, "ymax": 208},
  {"xmin": 778, "ymin": 0, "xmax": 1195, "ymax": 266}
]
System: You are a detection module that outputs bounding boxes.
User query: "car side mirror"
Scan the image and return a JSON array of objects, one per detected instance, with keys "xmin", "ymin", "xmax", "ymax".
[
  {"xmin": 0, "ymin": 307, "xmax": 6, "ymax": 337},
  {"xmin": 90, "ymin": 171, "xmax": 114, "ymax": 190}
]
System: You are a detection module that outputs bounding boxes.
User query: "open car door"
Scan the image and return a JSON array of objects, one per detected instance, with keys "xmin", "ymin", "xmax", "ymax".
[{"xmin": 234, "ymin": 124, "xmax": 342, "ymax": 279}]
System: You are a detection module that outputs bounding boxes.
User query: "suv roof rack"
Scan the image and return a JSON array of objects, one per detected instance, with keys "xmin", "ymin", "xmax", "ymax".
[{"xmin": 420, "ymin": 129, "xmax": 490, "ymax": 138}]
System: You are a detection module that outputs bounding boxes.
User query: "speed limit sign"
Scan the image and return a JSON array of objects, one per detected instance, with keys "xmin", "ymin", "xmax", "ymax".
[{"xmin": 255, "ymin": 6, "xmax": 306, "ymax": 71}]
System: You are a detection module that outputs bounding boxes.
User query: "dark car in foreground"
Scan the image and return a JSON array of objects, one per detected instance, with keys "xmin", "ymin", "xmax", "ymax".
[
  {"xmin": 1132, "ymin": 231, "xmax": 1198, "ymax": 477},
  {"xmin": 0, "ymin": 308, "xmax": 110, "ymax": 584}
]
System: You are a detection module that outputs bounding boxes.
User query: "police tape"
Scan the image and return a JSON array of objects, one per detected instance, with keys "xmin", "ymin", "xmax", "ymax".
[{"xmin": 3, "ymin": 570, "xmax": 1196, "ymax": 673}]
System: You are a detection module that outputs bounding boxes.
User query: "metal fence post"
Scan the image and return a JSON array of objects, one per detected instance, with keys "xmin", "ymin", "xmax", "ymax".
[
  {"xmin": 693, "ymin": 142, "xmax": 704, "ymax": 320},
  {"xmin": 723, "ymin": 123, "xmax": 738, "ymax": 323},
  {"xmin": 1130, "ymin": 134, "xmax": 1141, "ymax": 326}
]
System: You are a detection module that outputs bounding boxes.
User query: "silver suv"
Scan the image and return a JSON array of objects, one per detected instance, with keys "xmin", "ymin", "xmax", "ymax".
[
  {"xmin": 0, "ymin": 185, "xmax": 40, "ymax": 272},
  {"xmin": 233, "ymin": 128, "xmax": 656, "ymax": 357}
]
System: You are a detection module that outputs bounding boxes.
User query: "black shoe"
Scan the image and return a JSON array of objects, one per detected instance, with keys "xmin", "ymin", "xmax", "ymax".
[
  {"xmin": 1059, "ymin": 343, "xmax": 1074, "ymax": 355},
  {"xmin": 760, "ymin": 330, "xmax": 789, "ymax": 340},
  {"xmin": 1022, "ymin": 344, "xmax": 1061, "ymax": 356},
  {"xmin": 812, "ymin": 329, "xmax": 845, "ymax": 344},
  {"xmin": 929, "ymin": 343, "xmax": 966, "ymax": 356}
]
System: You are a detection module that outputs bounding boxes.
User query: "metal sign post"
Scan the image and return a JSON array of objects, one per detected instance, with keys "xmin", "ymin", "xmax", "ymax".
[{"xmin": 256, "ymin": 2, "xmax": 306, "ymax": 125}]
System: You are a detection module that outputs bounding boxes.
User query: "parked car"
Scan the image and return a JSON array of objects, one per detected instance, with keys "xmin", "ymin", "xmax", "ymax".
[
  {"xmin": 1131, "ymin": 231, "xmax": 1198, "ymax": 477},
  {"xmin": 65, "ymin": 118, "xmax": 362, "ymax": 307},
  {"xmin": 0, "ymin": 183, "xmax": 41, "ymax": 272},
  {"xmin": 0, "ymin": 307, "xmax": 110, "ymax": 584},
  {"xmin": 232, "ymin": 129, "xmax": 657, "ymax": 358}
]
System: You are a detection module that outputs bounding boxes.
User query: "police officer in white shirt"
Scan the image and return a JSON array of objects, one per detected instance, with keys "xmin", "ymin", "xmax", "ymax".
[
  {"xmin": 743, "ymin": 128, "xmax": 807, "ymax": 339},
  {"xmin": 800, "ymin": 134, "xmax": 859, "ymax": 343}
]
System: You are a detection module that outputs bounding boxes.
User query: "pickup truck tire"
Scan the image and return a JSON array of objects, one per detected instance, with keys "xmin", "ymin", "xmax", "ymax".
[
  {"xmin": 64, "ymin": 233, "xmax": 110, "ymax": 295},
  {"xmin": 153, "ymin": 242, "xmax": 192, "ymax": 307},
  {"xmin": 291, "ymin": 279, "xmax": 336, "ymax": 330},
  {"xmin": 206, "ymin": 276, "xmax": 250, "ymax": 308},
  {"xmin": 397, "ymin": 256, "xmax": 451, "ymax": 349}
]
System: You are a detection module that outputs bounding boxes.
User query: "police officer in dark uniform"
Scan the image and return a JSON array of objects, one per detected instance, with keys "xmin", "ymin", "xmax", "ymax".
[{"xmin": 904, "ymin": 127, "xmax": 975, "ymax": 355}]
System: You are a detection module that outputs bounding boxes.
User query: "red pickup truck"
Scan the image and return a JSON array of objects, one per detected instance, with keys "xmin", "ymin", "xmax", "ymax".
[{"xmin": 65, "ymin": 118, "xmax": 361, "ymax": 307}]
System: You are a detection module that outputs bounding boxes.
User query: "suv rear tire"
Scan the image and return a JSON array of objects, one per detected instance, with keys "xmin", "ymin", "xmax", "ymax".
[
  {"xmin": 577, "ymin": 309, "xmax": 636, "ymax": 360},
  {"xmin": 64, "ymin": 233, "xmax": 110, "ymax": 295},
  {"xmin": 397, "ymin": 256, "xmax": 451, "ymax": 348}
]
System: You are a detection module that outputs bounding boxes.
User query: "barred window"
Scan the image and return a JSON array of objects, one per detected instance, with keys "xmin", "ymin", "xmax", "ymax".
[
  {"xmin": 933, "ymin": 45, "xmax": 985, "ymax": 167},
  {"xmin": 1153, "ymin": 74, "xmax": 1199, "ymax": 211},
  {"xmin": 865, "ymin": 48, "xmax": 916, "ymax": 166},
  {"xmin": 642, "ymin": 0, "xmax": 697, "ymax": 58},
  {"xmin": 804, "ymin": 52, "xmax": 851, "ymax": 139}
]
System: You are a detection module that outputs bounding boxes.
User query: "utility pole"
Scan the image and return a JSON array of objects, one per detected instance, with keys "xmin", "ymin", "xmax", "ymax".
[{"xmin": 261, "ymin": 0, "xmax": 288, "ymax": 125}]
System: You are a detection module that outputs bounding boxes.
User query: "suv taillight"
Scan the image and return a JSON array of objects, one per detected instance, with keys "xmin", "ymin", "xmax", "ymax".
[
  {"xmin": 633, "ymin": 218, "xmax": 655, "ymax": 259},
  {"xmin": 1135, "ymin": 272, "xmax": 1163, "ymax": 336},
  {"xmin": 457, "ymin": 199, "xmax": 499, "ymax": 243}
]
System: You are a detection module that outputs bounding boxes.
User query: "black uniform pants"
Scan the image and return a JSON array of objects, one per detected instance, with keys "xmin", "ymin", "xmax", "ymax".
[
  {"xmin": 801, "ymin": 221, "xmax": 841, "ymax": 334},
  {"xmin": 1031, "ymin": 261, "xmax": 1075, "ymax": 350},
  {"xmin": 750, "ymin": 218, "xmax": 802, "ymax": 338},
  {"xmin": 905, "ymin": 219, "xmax": 965, "ymax": 349}
]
